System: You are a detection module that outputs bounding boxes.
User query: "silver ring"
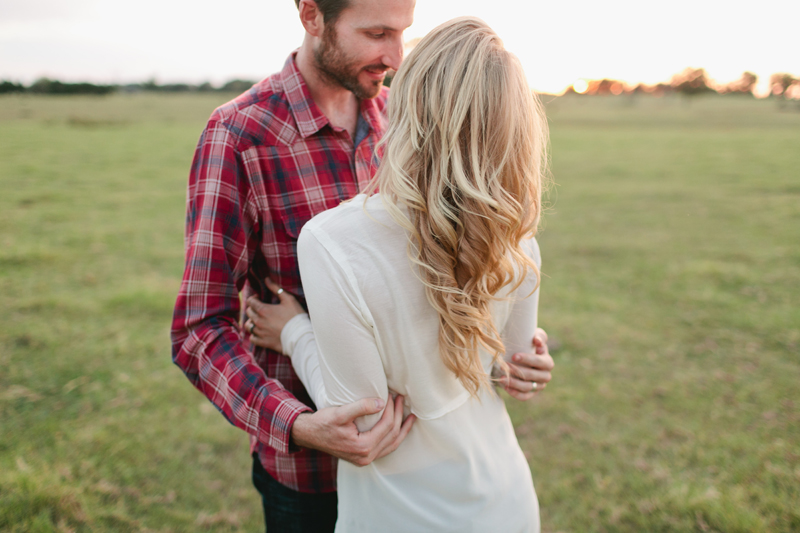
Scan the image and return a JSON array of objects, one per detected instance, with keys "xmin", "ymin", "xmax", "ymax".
[
  {"xmin": 276, "ymin": 288, "xmax": 284, "ymax": 295},
  {"xmin": 531, "ymin": 381, "xmax": 538, "ymax": 392},
  {"xmin": 248, "ymin": 322, "xmax": 255, "ymax": 335}
]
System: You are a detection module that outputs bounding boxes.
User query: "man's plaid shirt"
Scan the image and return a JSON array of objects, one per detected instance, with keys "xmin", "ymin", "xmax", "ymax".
[{"xmin": 171, "ymin": 53, "xmax": 388, "ymax": 493}]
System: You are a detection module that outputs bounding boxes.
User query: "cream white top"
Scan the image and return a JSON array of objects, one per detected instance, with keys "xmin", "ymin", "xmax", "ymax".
[{"xmin": 282, "ymin": 193, "xmax": 541, "ymax": 533}]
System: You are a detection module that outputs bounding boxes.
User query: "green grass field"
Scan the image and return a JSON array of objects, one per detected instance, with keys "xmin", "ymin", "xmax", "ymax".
[{"xmin": 1, "ymin": 92, "xmax": 798, "ymax": 532}]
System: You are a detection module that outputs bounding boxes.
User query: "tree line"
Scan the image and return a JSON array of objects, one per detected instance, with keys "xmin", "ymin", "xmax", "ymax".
[
  {"xmin": 0, "ymin": 78, "xmax": 257, "ymax": 95},
  {"xmin": 567, "ymin": 69, "xmax": 800, "ymax": 100},
  {"xmin": 2, "ymin": 70, "xmax": 799, "ymax": 99}
]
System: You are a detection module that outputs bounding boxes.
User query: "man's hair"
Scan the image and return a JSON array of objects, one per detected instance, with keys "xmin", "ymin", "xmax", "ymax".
[{"xmin": 295, "ymin": 0, "xmax": 350, "ymax": 23}]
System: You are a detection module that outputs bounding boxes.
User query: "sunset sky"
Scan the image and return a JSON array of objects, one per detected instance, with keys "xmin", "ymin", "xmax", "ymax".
[{"xmin": 1, "ymin": 0, "xmax": 797, "ymax": 95}]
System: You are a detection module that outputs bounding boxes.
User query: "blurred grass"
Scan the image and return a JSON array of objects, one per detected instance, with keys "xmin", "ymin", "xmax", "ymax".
[
  {"xmin": 1, "ymin": 92, "xmax": 798, "ymax": 532},
  {"xmin": 509, "ymin": 94, "xmax": 800, "ymax": 532},
  {"xmin": 0, "ymin": 93, "xmax": 261, "ymax": 532}
]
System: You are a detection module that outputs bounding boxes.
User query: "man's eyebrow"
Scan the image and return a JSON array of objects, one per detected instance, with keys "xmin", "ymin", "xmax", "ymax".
[{"xmin": 357, "ymin": 25, "xmax": 397, "ymax": 32}]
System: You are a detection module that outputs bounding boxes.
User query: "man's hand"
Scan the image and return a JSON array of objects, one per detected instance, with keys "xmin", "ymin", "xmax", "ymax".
[
  {"xmin": 499, "ymin": 327, "xmax": 554, "ymax": 401},
  {"xmin": 245, "ymin": 278, "xmax": 305, "ymax": 352},
  {"xmin": 291, "ymin": 394, "xmax": 416, "ymax": 466}
]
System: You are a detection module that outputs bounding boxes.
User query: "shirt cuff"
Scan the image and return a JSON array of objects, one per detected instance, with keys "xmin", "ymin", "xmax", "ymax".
[
  {"xmin": 257, "ymin": 390, "xmax": 313, "ymax": 454},
  {"xmin": 280, "ymin": 313, "xmax": 312, "ymax": 358}
]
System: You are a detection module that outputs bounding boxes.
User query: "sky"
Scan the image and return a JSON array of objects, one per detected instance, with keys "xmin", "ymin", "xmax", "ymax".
[{"xmin": 0, "ymin": 0, "xmax": 797, "ymax": 95}]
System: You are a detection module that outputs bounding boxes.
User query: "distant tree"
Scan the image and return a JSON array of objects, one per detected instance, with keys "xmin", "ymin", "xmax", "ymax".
[
  {"xmin": 159, "ymin": 83, "xmax": 194, "ymax": 92},
  {"xmin": 28, "ymin": 78, "xmax": 115, "ymax": 95},
  {"xmin": 219, "ymin": 79, "xmax": 256, "ymax": 93},
  {"xmin": 739, "ymin": 71, "xmax": 758, "ymax": 93},
  {"xmin": 571, "ymin": 78, "xmax": 627, "ymax": 96},
  {"xmin": 671, "ymin": 68, "xmax": 715, "ymax": 96},
  {"xmin": 141, "ymin": 79, "xmax": 159, "ymax": 91},
  {"xmin": 769, "ymin": 73, "xmax": 796, "ymax": 97},
  {"xmin": 197, "ymin": 82, "xmax": 215, "ymax": 92},
  {"xmin": 0, "ymin": 81, "xmax": 25, "ymax": 94},
  {"xmin": 28, "ymin": 78, "xmax": 55, "ymax": 93},
  {"xmin": 721, "ymin": 71, "xmax": 757, "ymax": 95}
]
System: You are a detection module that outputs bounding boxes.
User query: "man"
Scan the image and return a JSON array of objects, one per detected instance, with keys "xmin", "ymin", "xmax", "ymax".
[{"xmin": 171, "ymin": 0, "xmax": 554, "ymax": 531}]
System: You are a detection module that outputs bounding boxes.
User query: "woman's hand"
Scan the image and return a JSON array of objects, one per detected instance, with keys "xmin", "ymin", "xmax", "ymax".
[{"xmin": 245, "ymin": 278, "xmax": 305, "ymax": 353}]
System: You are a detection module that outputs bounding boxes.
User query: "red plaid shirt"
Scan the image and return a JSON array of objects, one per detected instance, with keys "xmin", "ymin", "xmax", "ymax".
[{"xmin": 171, "ymin": 53, "xmax": 388, "ymax": 493}]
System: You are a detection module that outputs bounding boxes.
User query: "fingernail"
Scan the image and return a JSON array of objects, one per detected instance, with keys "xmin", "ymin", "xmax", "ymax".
[
  {"xmin": 375, "ymin": 399, "xmax": 384, "ymax": 410},
  {"xmin": 513, "ymin": 354, "xmax": 521, "ymax": 362}
]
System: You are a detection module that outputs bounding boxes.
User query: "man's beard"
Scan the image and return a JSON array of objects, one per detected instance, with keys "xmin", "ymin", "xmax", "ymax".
[{"xmin": 314, "ymin": 24, "xmax": 385, "ymax": 99}]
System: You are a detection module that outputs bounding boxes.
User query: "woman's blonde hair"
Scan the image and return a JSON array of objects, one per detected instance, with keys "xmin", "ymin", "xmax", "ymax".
[{"xmin": 368, "ymin": 16, "xmax": 549, "ymax": 395}]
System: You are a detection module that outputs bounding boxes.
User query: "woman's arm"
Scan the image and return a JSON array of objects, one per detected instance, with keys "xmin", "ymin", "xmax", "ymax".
[
  {"xmin": 292, "ymin": 225, "xmax": 390, "ymax": 432},
  {"xmin": 501, "ymin": 237, "xmax": 543, "ymax": 365}
]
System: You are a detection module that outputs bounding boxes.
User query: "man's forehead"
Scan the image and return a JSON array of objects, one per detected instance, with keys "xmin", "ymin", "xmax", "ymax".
[{"xmin": 340, "ymin": 0, "xmax": 415, "ymax": 30}]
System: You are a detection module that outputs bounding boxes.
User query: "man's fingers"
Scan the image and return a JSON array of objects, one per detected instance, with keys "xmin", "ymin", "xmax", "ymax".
[
  {"xmin": 532, "ymin": 328, "xmax": 549, "ymax": 354},
  {"xmin": 507, "ymin": 364, "xmax": 551, "ymax": 384},
  {"xmin": 374, "ymin": 397, "xmax": 415, "ymax": 460},
  {"xmin": 512, "ymin": 351, "xmax": 554, "ymax": 371},
  {"xmin": 336, "ymin": 397, "xmax": 386, "ymax": 423},
  {"xmin": 392, "ymin": 394, "xmax": 404, "ymax": 428},
  {"xmin": 533, "ymin": 337, "xmax": 546, "ymax": 354},
  {"xmin": 504, "ymin": 387, "xmax": 536, "ymax": 401},
  {"xmin": 368, "ymin": 393, "xmax": 395, "ymax": 433},
  {"xmin": 375, "ymin": 412, "xmax": 416, "ymax": 460},
  {"xmin": 361, "ymin": 395, "xmax": 400, "ymax": 449},
  {"xmin": 502, "ymin": 375, "xmax": 547, "ymax": 394},
  {"xmin": 398, "ymin": 412, "xmax": 415, "ymax": 438}
]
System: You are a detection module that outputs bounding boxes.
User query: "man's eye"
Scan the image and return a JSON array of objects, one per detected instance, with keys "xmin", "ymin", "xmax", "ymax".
[{"xmin": 370, "ymin": 33, "xmax": 385, "ymax": 39}]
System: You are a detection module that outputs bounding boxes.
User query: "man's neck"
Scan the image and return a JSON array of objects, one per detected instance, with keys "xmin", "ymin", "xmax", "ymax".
[{"xmin": 296, "ymin": 44, "xmax": 360, "ymax": 140}]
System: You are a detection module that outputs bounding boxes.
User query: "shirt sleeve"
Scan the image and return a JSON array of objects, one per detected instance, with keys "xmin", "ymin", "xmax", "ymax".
[
  {"xmin": 500, "ymin": 237, "xmax": 542, "ymax": 361},
  {"xmin": 170, "ymin": 116, "xmax": 311, "ymax": 454},
  {"xmin": 295, "ymin": 225, "xmax": 389, "ymax": 433},
  {"xmin": 280, "ymin": 312, "xmax": 332, "ymax": 411}
]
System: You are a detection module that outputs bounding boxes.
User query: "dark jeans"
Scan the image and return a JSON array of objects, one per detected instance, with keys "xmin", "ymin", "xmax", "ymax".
[{"xmin": 251, "ymin": 454, "xmax": 338, "ymax": 533}]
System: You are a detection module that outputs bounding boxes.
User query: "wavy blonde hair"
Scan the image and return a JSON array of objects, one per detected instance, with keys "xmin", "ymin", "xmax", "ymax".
[{"xmin": 367, "ymin": 16, "xmax": 549, "ymax": 395}]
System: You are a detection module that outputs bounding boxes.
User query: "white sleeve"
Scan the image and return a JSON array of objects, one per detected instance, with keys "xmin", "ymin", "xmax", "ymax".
[
  {"xmin": 294, "ymin": 226, "xmax": 389, "ymax": 433},
  {"xmin": 501, "ymin": 237, "xmax": 542, "ymax": 360},
  {"xmin": 280, "ymin": 312, "xmax": 331, "ymax": 410}
]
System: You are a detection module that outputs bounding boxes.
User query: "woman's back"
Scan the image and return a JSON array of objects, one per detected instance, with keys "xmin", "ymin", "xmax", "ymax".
[{"xmin": 296, "ymin": 193, "xmax": 541, "ymax": 532}]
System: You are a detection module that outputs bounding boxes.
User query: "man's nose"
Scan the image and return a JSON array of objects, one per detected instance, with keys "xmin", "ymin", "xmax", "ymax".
[{"xmin": 381, "ymin": 36, "xmax": 404, "ymax": 71}]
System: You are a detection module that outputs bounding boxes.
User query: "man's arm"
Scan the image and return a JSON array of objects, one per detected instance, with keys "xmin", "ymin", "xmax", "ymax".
[
  {"xmin": 247, "ymin": 278, "xmax": 415, "ymax": 463},
  {"xmin": 172, "ymin": 115, "xmax": 407, "ymax": 460},
  {"xmin": 171, "ymin": 116, "xmax": 315, "ymax": 453}
]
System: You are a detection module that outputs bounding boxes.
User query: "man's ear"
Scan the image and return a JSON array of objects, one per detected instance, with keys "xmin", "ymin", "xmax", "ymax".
[{"xmin": 298, "ymin": 0, "xmax": 324, "ymax": 38}]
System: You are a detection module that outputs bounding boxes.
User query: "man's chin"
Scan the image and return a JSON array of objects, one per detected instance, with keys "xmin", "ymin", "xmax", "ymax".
[{"xmin": 355, "ymin": 80, "xmax": 384, "ymax": 99}]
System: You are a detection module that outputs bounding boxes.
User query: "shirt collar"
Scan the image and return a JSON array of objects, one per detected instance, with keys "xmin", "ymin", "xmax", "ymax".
[
  {"xmin": 280, "ymin": 52, "xmax": 330, "ymax": 139},
  {"xmin": 359, "ymin": 88, "xmax": 388, "ymax": 139},
  {"xmin": 279, "ymin": 51, "xmax": 387, "ymax": 140}
]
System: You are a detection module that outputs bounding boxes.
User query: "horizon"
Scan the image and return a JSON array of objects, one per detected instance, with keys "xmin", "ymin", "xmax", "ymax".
[{"xmin": 1, "ymin": 0, "xmax": 797, "ymax": 97}]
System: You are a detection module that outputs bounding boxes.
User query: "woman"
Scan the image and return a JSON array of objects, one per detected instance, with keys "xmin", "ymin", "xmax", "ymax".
[{"xmin": 251, "ymin": 16, "xmax": 548, "ymax": 532}]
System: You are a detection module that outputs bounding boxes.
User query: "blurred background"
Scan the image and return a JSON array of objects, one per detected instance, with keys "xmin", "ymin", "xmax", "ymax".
[{"xmin": 1, "ymin": 0, "xmax": 798, "ymax": 531}]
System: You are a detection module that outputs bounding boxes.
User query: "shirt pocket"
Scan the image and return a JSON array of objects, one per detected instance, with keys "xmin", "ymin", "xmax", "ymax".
[
  {"xmin": 258, "ymin": 142, "xmax": 358, "ymax": 239},
  {"xmin": 244, "ymin": 142, "xmax": 359, "ymax": 291}
]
